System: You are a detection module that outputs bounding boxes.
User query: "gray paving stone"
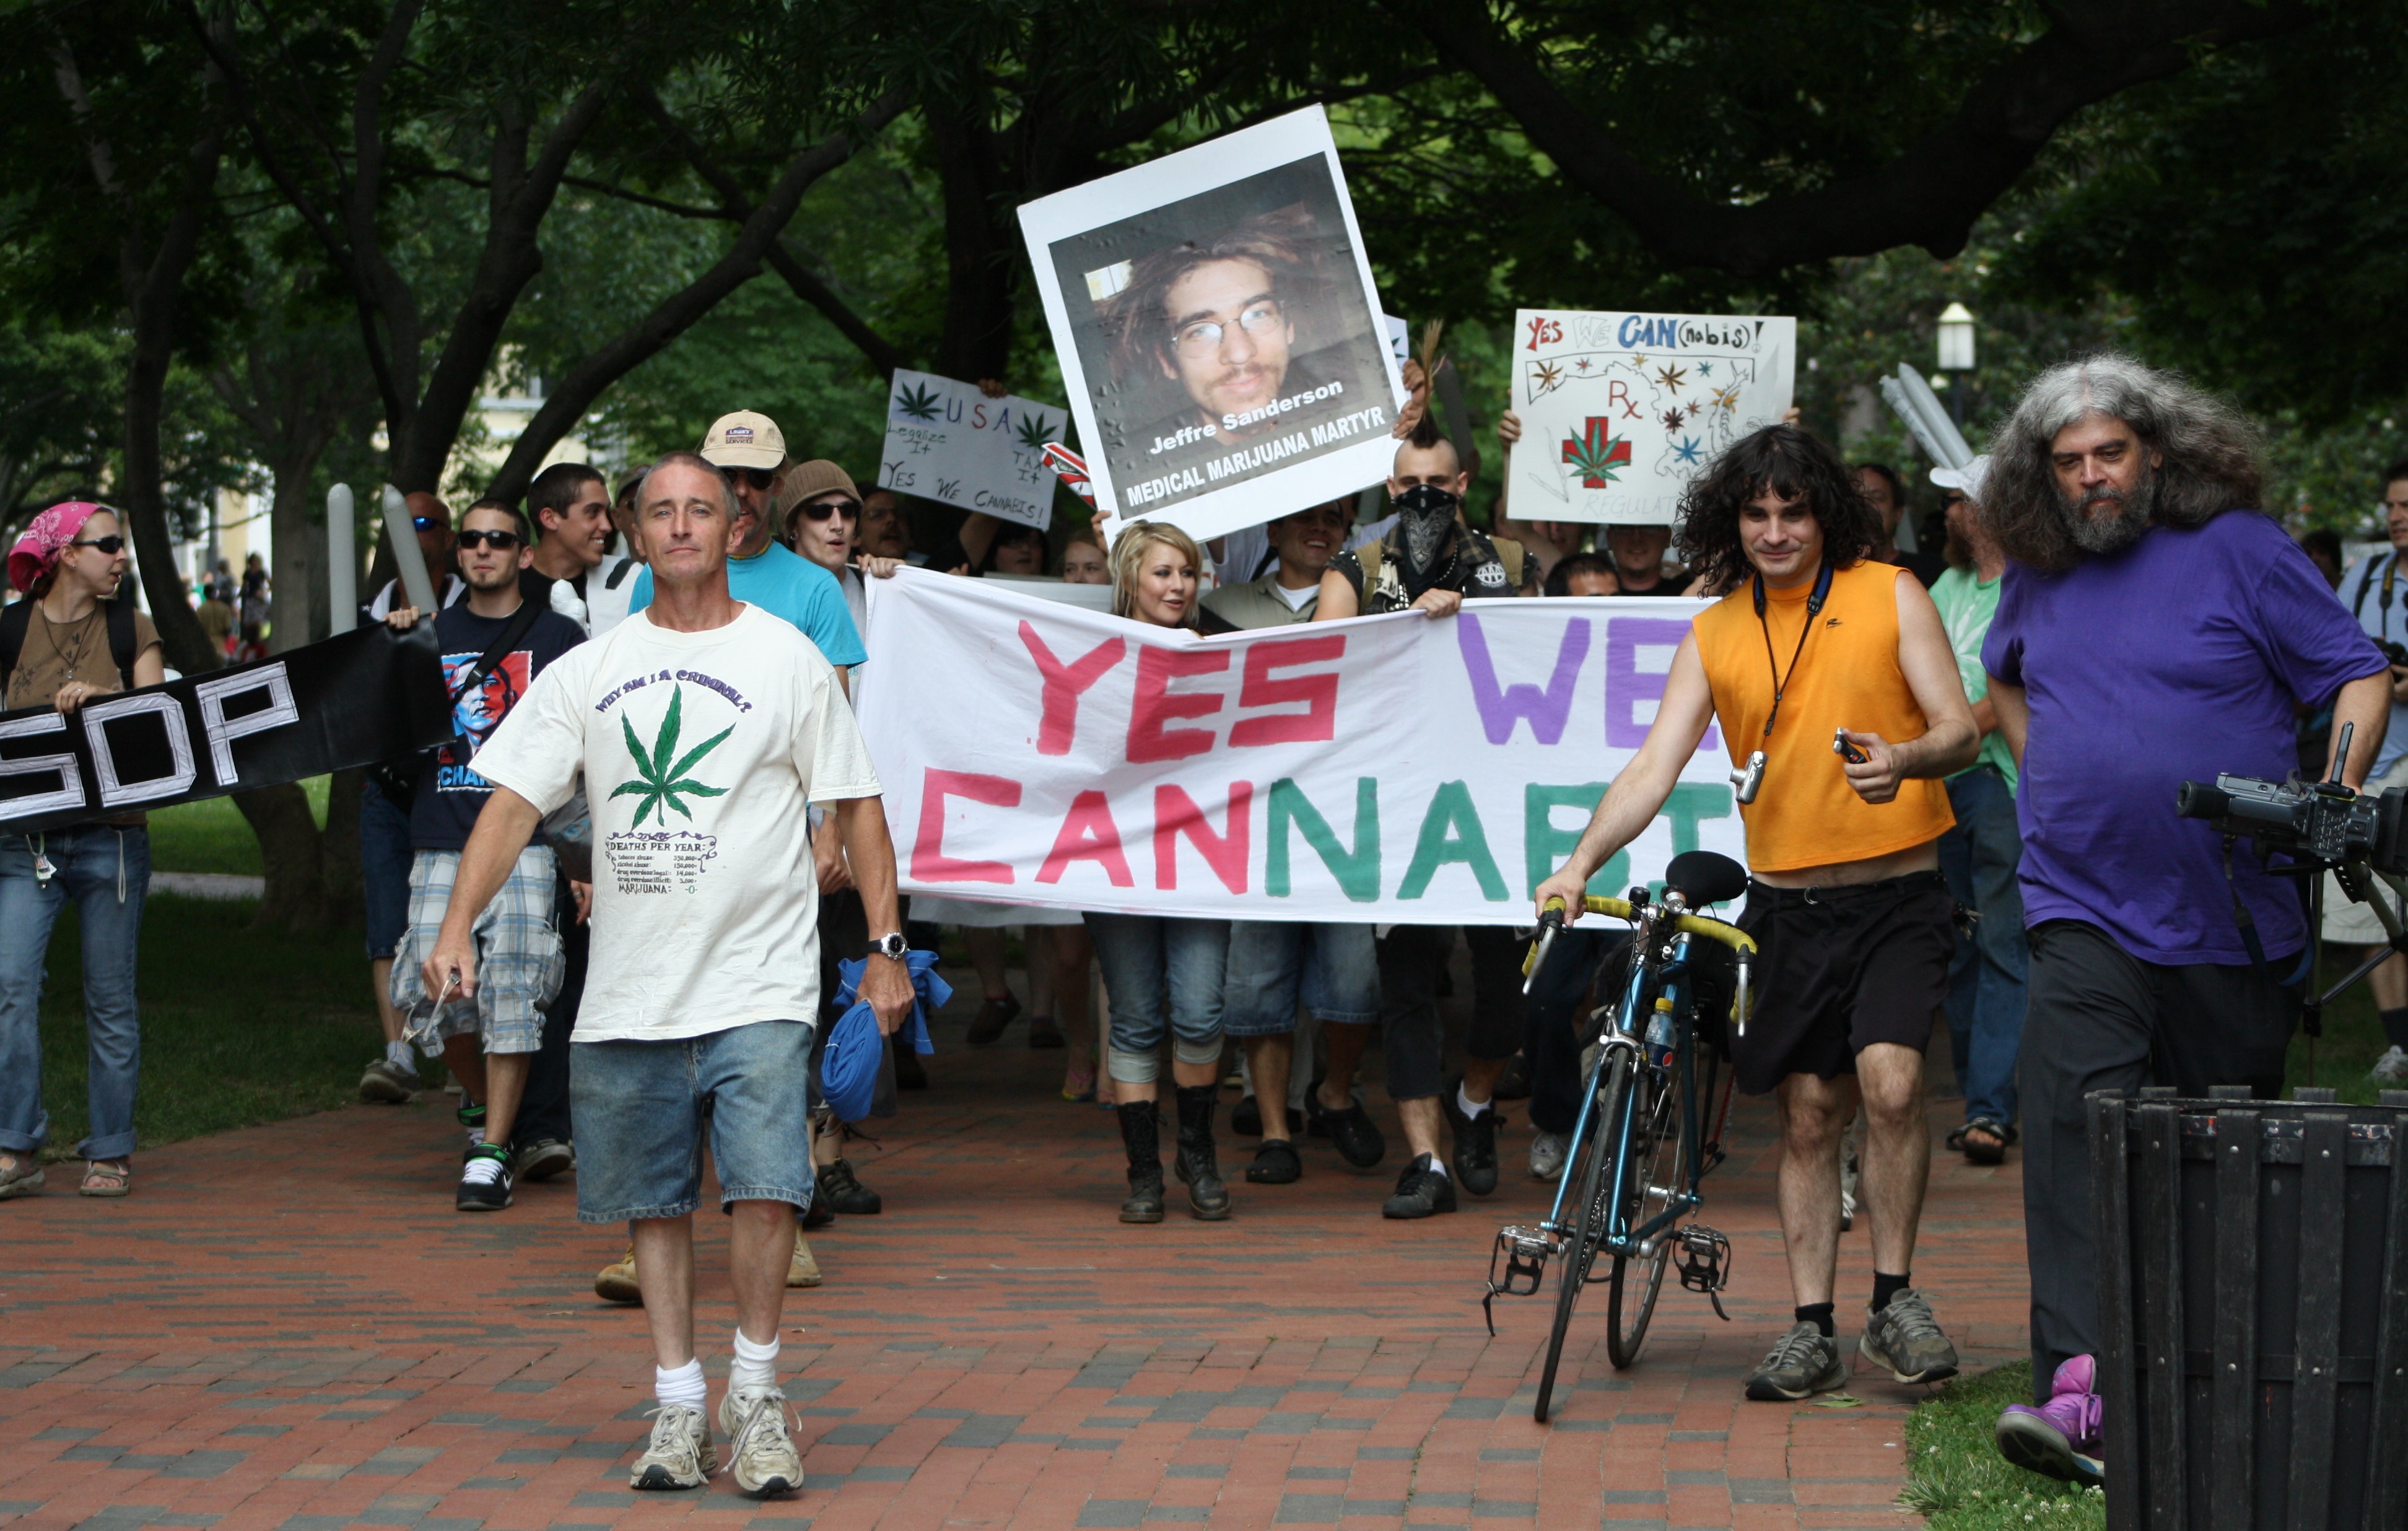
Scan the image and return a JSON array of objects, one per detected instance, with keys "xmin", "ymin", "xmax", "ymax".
[
  {"xmin": 1470, "ymin": 1503, "xmax": 1536, "ymax": 1518},
  {"xmin": 432, "ymin": 1413, "xmax": 499, "ymax": 1426},
  {"xmin": 1254, "ymin": 1411, "xmax": 1321, "ymax": 1434},
  {"xmin": 491, "ymin": 1381, "xmax": 552, "ymax": 1394},
  {"xmin": 941, "ymin": 1415, "xmax": 1023, "ymax": 1449},
  {"xmin": 1274, "ymin": 1494, "xmax": 1343, "ymax": 1523},
  {"xmin": 1442, "ymin": 1397, "xmax": 1506, "ymax": 1420},
  {"xmin": 1288, "ymin": 1467, "xmax": 1348, "ymax": 1480},
  {"xmin": 160, "ymin": 1451, "xmax": 247, "ymax": 1479},
  {"xmin": 58, "ymin": 1445, "xmax": 122, "ymax": 1461},
  {"xmin": 569, "ymin": 1495, "xmax": 631, "ymax": 1509},
  {"xmin": 1188, "ymin": 1428, "xmax": 1247, "ymax": 1440},
  {"xmin": 1058, "ymin": 1439, "xmax": 1120, "ymax": 1450},
  {"xmin": 1664, "ymin": 1432, "xmax": 1725, "ymax": 1442},
  {"xmin": 1077, "ymin": 1501, "xmax": 1148, "ymax": 1528},
  {"xmin": 748, "ymin": 1520, "xmax": 813, "ymax": 1530},
  {"xmin": 1550, "ymin": 1419, "xmax": 1613, "ymax": 1433},
  {"xmin": 1479, "ymin": 1449, "xmax": 1539, "ymax": 1462},
  {"xmin": 0, "ymin": 1503, "xmax": 45, "ymax": 1515},
  {"xmin": 356, "ymin": 1448, "xmax": 441, "ymax": 1475},
  {"xmin": 1618, "ymin": 1413, "xmax": 1674, "ymax": 1425},
  {"xmin": 1600, "ymin": 1492, "xmax": 1666, "ymax": 1503},
  {"xmin": 321, "ymin": 1412, "xmax": 380, "ymax": 1422},
  {"xmin": 111, "ymin": 1457, "xmax": 183, "ymax": 1472},
  {"xmin": 1415, "ymin": 1494, "xmax": 1473, "ymax": 1508},
  {"xmin": 222, "ymin": 1425, "xmax": 289, "ymax": 1438},
  {"xmin": 1164, "ymin": 1465, "xmax": 1226, "ymax": 1478},
  {"xmin": 456, "ymin": 1479, "xmax": 523, "ymax": 1491},
  {"xmin": 813, "ymin": 1423, "xmax": 890, "ymax": 1446},
  {"xmin": 1728, "ymin": 1481, "xmax": 1792, "ymax": 1504},
  {"xmin": 35, "ymin": 1428, "xmax": 102, "ymax": 1441},
  {"xmin": 851, "ymin": 1465, "xmax": 914, "ymax": 1482},
  {"xmin": 1145, "ymin": 1509, "xmax": 1209, "ymax": 1522},
  {"xmin": 1358, "ymin": 1446, "xmax": 1418, "ymax": 1459},
  {"xmin": 1663, "ymin": 1472, "xmax": 1724, "ymax": 1486},
  {"xmin": 1343, "ymin": 1500, "xmax": 1406, "ymax": 1515}
]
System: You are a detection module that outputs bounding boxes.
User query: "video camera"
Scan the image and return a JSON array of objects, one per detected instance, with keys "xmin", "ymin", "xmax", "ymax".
[{"xmin": 2174, "ymin": 772, "xmax": 2408, "ymax": 876}]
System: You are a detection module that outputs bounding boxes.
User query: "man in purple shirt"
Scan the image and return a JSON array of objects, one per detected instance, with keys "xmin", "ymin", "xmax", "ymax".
[{"xmin": 1978, "ymin": 355, "xmax": 2390, "ymax": 1488}]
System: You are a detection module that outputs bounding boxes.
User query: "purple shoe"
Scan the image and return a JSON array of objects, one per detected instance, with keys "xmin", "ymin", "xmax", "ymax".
[
  {"xmin": 1997, "ymin": 1387, "xmax": 2104, "ymax": 1489},
  {"xmin": 2048, "ymin": 1354, "xmax": 2095, "ymax": 1399}
]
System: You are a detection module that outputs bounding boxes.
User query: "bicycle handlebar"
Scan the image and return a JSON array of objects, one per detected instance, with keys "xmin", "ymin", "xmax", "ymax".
[{"xmin": 1523, "ymin": 895, "xmax": 1757, "ymax": 1032}]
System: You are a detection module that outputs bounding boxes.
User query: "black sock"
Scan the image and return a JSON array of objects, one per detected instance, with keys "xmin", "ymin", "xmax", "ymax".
[
  {"xmin": 1872, "ymin": 1271, "xmax": 1911, "ymax": 1312},
  {"xmin": 2383, "ymin": 1008, "xmax": 2408, "ymax": 1052},
  {"xmin": 1795, "ymin": 1302, "xmax": 1835, "ymax": 1338}
]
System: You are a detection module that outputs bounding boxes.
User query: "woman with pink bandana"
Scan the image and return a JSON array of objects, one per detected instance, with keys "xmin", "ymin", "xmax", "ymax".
[{"xmin": 0, "ymin": 502, "xmax": 164, "ymax": 1201}]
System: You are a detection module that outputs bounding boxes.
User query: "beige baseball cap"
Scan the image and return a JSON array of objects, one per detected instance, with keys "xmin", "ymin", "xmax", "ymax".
[{"xmin": 699, "ymin": 411, "xmax": 787, "ymax": 471}]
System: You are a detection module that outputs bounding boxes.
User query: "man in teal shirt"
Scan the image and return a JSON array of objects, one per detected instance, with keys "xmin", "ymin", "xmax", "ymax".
[
  {"xmin": 1927, "ymin": 457, "xmax": 2024, "ymax": 1166},
  {"xmin": 628, "ymin": 411, "xmax": 866, "ymax": 675}
]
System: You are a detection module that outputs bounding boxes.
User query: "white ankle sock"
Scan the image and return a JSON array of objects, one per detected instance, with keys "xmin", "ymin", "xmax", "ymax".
[
  {"xmin": 729, "ymin": 1327, "xmax": 780, "ymax": 1394},
  {"xmin": 1456, "ymin": 1082, "xmax": 1491, "ymax": 1120},
  {"xmin": 385, "ymin": 1040, "xmax": 416, "ymax": 1071},
  {"xmin": 1426, "ymin": 1157, "xmax": 1450, "ymax": 1179},
  {"xmin": 655, "ymin": 1358, "xmax": 706, "ymax": 1412}
]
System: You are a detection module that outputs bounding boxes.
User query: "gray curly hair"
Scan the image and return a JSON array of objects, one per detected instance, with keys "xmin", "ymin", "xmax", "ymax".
[{"xmin": 1983, "ymin": 354, "xmax": 2264, "ymax": 574}]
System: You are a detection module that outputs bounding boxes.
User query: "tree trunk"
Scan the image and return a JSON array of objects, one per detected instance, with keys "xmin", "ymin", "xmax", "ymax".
[
  {"xmin": 320, "ymin": 766, "xmax": 364, "ymax": 928},
  {"xmin": 928, "ymin": 101, "xmax": 1019, "ymax": 384},
  {"xmin": 232, "ymin": 782, "xmax": 329, "ymax": 931},
  {"xmin": 268, "ymin": 464, "xmax": 329, "ymax": 653}
]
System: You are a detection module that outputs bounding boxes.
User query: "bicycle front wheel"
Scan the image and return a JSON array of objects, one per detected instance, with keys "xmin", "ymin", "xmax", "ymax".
[
  {"xmin": 1535, "ymin": 1049, "xmax": 1634, "ymax": 1422},
  {"xmin": 1605, "ymin": 1045, "xmax": 1692, "ymax": 1368}
]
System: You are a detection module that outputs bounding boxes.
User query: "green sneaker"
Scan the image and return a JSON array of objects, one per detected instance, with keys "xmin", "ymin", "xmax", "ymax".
[{"xmin": 1743, "ymin": 1322, "xmax": 1847, "ymax": 1401}]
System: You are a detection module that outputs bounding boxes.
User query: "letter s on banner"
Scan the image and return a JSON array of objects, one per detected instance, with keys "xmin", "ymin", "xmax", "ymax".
[
  {"xmin": 913, "ymin": 768, "xmax": 1021, "ymax": 883},
  {"xmin": 1127, "ymin": 646, "xmax": 1229, "ymax": 763},
  {"xmin": 1229, "ymin": 634, "xmax": 1343, "ymax": 747},
  {"xmin": 0, "ymin": 711, "xmax": 86, "ymax": 819},
  {"xmin": 83, "ymin": 693, "xmax": 197, "ymax": 806},
  {"xmin": 194, "ymin": 663, "xmax": 299, "ymax": 785}
]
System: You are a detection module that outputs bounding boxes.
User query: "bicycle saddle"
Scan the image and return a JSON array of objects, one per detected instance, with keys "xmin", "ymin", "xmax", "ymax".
[{"xmin": 1664, "ymin": 850, "xmax": 1748, "ymax": 907}]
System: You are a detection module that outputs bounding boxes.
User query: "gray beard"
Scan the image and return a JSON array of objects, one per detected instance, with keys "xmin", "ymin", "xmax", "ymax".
[
  {"xmin": 1398, "ymin": 507, "xmax": 1453, "ymax": 582},
  {"xmin": 2060, "ymin": 471, "xmax": 2155, "ymax": 556}
]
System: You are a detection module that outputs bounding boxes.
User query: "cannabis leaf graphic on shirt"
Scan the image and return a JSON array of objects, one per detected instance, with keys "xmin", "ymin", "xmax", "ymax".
[
  {"xmin": 894, "ymin": 381, "xmax": 943, "ymax": 421},
  {"xmin": 611, "ymin": 684, "xmax": 731, "ymax": 827}
]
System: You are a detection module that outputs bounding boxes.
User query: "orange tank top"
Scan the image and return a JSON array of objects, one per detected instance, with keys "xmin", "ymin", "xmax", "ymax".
[{"xmin": 1690, "ymin": 559, "xmax": 1953, "ymax": 873}]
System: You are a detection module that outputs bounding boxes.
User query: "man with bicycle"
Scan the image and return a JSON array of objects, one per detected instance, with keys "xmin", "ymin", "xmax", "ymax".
[{"xmin": 1535, "ymin": 424, "xmax": 1979, "ymax": 1401}]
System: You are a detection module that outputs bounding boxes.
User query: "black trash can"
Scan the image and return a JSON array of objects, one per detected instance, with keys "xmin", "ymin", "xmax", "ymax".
[{"xmin": 2088, "ymin": 1088, "xmax": 2408, "ymax": 1531}]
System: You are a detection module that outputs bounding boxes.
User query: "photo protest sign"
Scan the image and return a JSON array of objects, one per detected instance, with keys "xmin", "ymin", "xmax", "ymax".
[
  {"xmin": 853, "ymin": 569, "xmax": 1746, "ymax": 925},
  {"xmin": 1018, "ymin": 106, "xmax": 1407, "ymax": 547},
  {"xmin": 1507, "ymin": 310, "xmax": 1796, "ymax": 525},
  {"xmin": 876, "ymin": 370, "xmax": 1069, "ymax": 531}
]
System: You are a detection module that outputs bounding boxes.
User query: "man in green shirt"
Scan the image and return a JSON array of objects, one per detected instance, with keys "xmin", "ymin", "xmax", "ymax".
[{"xmin": 1927, "ymin": 457, "xmax": 2025, "ymax": 1166}]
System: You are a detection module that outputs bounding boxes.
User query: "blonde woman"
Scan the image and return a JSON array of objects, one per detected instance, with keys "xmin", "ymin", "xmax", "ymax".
[{"xmin": 1089, "ymin": 521, "xmax": 1231, "ymax": 1222}]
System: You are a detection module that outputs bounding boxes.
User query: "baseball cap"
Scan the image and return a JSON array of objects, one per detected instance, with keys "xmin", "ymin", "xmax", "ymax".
[
  {"xmin": 780, "ymin": 459, "xmax": 862, "ymax": 508},
  {"xmin": 819, "ymin": 999, "xmax": 884, "ymax": 1123},
  {"xmin": 699, "ymin": 411, "xmax": 787, "ymax": 471},
  {"xmin": 1929, "ymin": 455, "xmax": 1991, "ymax": 504}
]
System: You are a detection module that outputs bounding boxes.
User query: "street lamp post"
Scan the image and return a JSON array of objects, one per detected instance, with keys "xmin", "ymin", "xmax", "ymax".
[{"xmin": 1935, "ymin": 302, "xmax": 1976, "ymax": 432}]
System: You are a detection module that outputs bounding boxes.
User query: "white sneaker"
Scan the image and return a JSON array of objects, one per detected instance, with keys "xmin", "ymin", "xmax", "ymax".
[
  {"xmin": 2373, "ymin": 1046, "xmax": 2408, "ymax": 1084},
  {"xmin": 629, "ymin": 1403, "xmax": 714, "ymax": 1490},
  {"xmin": 717, "ymin": 1385, "xmax": 804, "ymax": 1496},
  {"xmin": 1529, "ymin": 1130, "xmax": 1569, "ymax": 1182}
]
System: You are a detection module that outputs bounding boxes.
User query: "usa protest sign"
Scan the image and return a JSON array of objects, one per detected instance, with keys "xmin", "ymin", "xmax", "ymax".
[
  {"xmin": 1018, "ymin": 106, "xmax": 1406, "ymax": 547},
  {"xmin": 876, "ymin": 370, "xmax": 1069, "ymax": 531},
  {"xmin": 853, "ymin": 569, "xmax": 1748, "ymax": 925},
  {"xmin": 1508, "ymin": 310, "xmax": 1796, "ymax": 525}
]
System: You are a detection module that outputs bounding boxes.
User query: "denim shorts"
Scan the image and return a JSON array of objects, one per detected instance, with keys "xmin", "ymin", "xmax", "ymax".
[
  {"xmin": 570, "ymin": 1019, "xmax": 816, "ymax": 1223},
  {"xmin": 1221, "ymin": 920, "xmax": 1379, "ymax": 1036},
  {"xmin": 360, "ymin": 782, "xmax": 414, "ymax": 960}
]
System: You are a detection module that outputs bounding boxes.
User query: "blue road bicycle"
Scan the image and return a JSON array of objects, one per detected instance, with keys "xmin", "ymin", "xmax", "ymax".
[{"xmin": 1483, "ymin": 850, "xmax": 1758, "ymax": 1423}]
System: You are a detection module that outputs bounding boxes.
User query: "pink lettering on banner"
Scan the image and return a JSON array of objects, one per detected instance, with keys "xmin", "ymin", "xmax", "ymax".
[
  {"xmin": 1038, "ymin": 790, "xmax": 1134, "ymax": 886},
  {"xmin": 1605, "ymin": 617, "xmax": 1717, "ymax": 751},
  {"xmin": 1018, "ymin": 621, "xmax": 1125, "ymax": 756},
  {"xmin": 1127, "ymin": 646, "xmax": 1230, "ymax": 763},
  {"xmin": 912, "ymin": 768, "xmax": 1021, "ymax": 884},
  {"xmin": 1154, "ymin": 782, "xmax": 1254, "ymax": 892},
  {"xmin": 1459, "ymin": 614, "xmax": 1587, "ymax": 745},
  {"xmin": 1230, "ymin": 635, "xmax": 1345, "ymax": 747}
]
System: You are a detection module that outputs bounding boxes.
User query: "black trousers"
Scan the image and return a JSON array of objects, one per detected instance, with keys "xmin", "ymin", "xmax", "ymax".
[
  {"xmin": 2019, "ymin": 919, "xmax": 2295, "ymax": 1401},
  {"xmin": 513, "ymin": 878, "xmax": 584, "ymax": 1145},
  {"xmin": 1376, "ymin": 926, "xmax": 1527, "ymax": 1102},
  {"xmin": 1522, "ymin": 928, "xmax": 1622, "ymax": 1136}
]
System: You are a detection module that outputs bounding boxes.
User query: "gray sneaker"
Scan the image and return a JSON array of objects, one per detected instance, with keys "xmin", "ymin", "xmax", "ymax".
[
  {"xmin": 1529, "ymin": 1130, "xmax": 1569, "ymax": 1182},
  {"xmin": 359, "ymin": 1057, "xmax": 417, "ymax": 1103},
  {"xmin": 1861, "ymin": 1289, "xmax": 1960, "ymax": 1384},
  {"xmin": 628, "ymin": 1403, "xmax": 714, "ymax": 1490},
  {"xmin": 1743, "ymin": 1322, "xmax": 1848, "ymax": 1401},
  {"xmin": 717, "ymin": 1385, "xmax": 803, "ymax": 1497}
]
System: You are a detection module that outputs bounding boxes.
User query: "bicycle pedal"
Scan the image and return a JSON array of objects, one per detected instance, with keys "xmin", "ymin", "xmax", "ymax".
[
  {"xmin": 1481, "ymin": 1225, "xmax": 1556, "ymax": 1335},
  {"xmin": 1673, "ymin": 1223, "xmax": 1732, "ymax": 1312}
]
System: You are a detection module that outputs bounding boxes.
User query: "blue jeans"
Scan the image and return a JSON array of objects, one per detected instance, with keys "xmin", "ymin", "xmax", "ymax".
[
  {"xmin": 1083, "ymin": 912, "xmax": 1229, "ymax": 1084},
  {"xmin": 1221, "ymin": 921, "xmax": 1379, "ymax": 1036},
  {"xmin": 0, "ymin": 826, "xmax": 150, "ymax": 1161},
  {"xmin": 1937, "ymin": 766, "xmax": 2027, "ymax": 1126},
  {"xmin": 360, "ymin": 780, "xmax": 413, "ymax": 961}
]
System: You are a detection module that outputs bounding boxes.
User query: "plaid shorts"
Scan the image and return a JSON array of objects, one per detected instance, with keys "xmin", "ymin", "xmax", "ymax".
[{"xmin": 389, "ymin": 845, "xmax": 564, "ymax": 1055}]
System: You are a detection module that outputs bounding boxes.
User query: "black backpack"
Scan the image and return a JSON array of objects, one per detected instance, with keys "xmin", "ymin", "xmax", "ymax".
[{"xmin": 0, "ymin": 596, "xmax": 139, "ymax": 700}]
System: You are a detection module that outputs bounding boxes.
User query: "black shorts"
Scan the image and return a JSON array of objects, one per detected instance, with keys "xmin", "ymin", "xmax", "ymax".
[{"xmin": 1730, "ymin": 871, "xmax": 1956, "ymax": 1096}]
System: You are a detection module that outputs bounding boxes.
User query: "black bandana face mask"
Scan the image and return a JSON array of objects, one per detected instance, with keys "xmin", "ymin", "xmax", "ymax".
[{"xmin": 1393, "ymin": 482, "xmax": 1460, "ymax": 593}]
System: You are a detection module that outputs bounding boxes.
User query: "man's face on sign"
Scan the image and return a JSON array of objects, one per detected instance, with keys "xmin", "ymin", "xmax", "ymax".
[
  {"xmin": 2384, "ymin": 478, "xmax": 2408, "ymax": 549},
  {"xmin": 1270, "ymin": 502, "xmax": 1351, "ymax": 576},
  {"xmin": 1158, "ymin": 258, "xmax": 1292, "ymax": 428},
  {"xmin": 640, "ymin": 463, "xmax": 735, "ymax": 587},
  {"xmin": 1739, "ymin": 486, "xmax": 1825, "ymax": 585}
]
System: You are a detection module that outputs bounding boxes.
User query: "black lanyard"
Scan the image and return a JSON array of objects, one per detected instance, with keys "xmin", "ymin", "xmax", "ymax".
[{"xmin": 1752, "ymin": 560, "xmax": 1836, "ymax": 742}]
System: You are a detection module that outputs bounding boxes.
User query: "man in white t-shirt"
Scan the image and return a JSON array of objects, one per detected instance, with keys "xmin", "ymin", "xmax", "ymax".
[{"xmin": 420, "ymin": 451, "xmax": 913, "ymax": 1499}]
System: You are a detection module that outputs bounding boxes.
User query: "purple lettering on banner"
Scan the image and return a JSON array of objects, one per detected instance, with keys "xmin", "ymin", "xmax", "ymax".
[
  {"xmin": 1458, "ymin": 613, "xmax": 1589, "ymax": 745},
  {"xmin": 1605, "ymin": 617, "xmax": 1719, "ymax": 751}
]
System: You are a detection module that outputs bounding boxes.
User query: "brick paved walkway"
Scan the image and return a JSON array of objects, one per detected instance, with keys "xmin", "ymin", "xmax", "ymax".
[{"xmin": 2, "ymin": 990, "xmax": 2028, "ymax": 1531}]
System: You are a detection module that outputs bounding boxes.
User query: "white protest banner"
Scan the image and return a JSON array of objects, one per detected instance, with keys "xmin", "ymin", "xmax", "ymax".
[
  {"xmin": 877, "ymin": 370, "xmax": 1068, "ymax": 530},
  {"xmin": 854, "ymin": 569, "xmax": 1747, "ymax": 925},
  {"xmin": 1018, "ymin": 106, "xmax": 1406, "ymax": 548},
  {"xmin": 1507, "ymin": 310, "xmax": 1796, "ymax": 525}
]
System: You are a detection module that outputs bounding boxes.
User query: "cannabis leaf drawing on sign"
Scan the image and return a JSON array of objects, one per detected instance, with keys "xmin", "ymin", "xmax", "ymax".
[
  {"xmin": 612, "ymin": 684, "xmax": 731, "ymax": 827},
  {"xmin": 1013, "ymin": 412, "xmax": 1055, "ymax": 452},
  {"xmin": 1561, "ymin": 417, "xmax": 1633, "ymax": 489},
  {"xmin": 894, "ymin": 381, "xmax": 943, "ymax": 421}
]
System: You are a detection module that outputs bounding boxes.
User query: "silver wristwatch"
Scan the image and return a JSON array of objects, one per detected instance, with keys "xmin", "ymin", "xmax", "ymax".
[{"xmin": 871, "ymin": 931, "xmax": 909, "ymax": 961}]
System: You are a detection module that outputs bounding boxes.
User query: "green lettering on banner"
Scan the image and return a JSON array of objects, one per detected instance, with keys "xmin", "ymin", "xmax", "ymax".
[
  {"xmin": 1661, "ymin": 782, "xmax": 1734, "ymax": 857},
  {"xmin": 1398, "ymin": 781, "xmax": 1508, "ymax": 901},
  {"xmin": 1265, "ymin": 777, "xmax": 1381, "ymax": 902},
  {"xmin": 1522, "ymin": 783, "xmax": 1626, "ymax": 898}
]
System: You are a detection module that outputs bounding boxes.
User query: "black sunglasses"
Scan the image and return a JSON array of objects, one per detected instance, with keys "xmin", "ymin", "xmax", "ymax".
[
  {"xmin": 733, "ymin": 466, "xmax": 779, "ymax": 491},
  {"xmin": 795, "ymin": 497, "xmax": 858, "ymax": 522},
  {"xmin": 411, "ymin": 515, "xmax": 443, "ymax": 531},
  {"xmin": 71, "ymin": 534, "xmax": 126, "ymax": 555},
  {"xmin": 456, "ymin": 529, "xmax": 523, "ymax": 551}
]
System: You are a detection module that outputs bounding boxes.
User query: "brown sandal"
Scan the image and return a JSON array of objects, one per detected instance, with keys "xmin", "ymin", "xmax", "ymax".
[{"xmin": 79, "ymin": 1159, "xmax": 131, "ymax": 1197}]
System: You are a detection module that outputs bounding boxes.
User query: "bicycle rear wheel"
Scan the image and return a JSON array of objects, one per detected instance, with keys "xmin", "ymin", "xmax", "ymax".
[
  {"xmin": 1535, "ymin": 1050, "xmax": 1634, "ymax": 1422},
  {"xmin": 1605, "ymin": 1044, "xmax": 1692, "ymax": 1369}
]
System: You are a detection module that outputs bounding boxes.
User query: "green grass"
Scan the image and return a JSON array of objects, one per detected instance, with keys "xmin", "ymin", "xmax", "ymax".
[
  {"xmin": 146, "ymin": 776, "xmax": 332, "ymax": 876},
  {"xmin": 2284, "ymin": 947, "xmax": 2398, "ymax": 1104},
  {"xmin": 1898, "ymin": 1363, "xmax": 2106, "ymax": 1529},
  {"xmin": 34, "ymin": 891, "xmax": 409, "ymax": 1161}
]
